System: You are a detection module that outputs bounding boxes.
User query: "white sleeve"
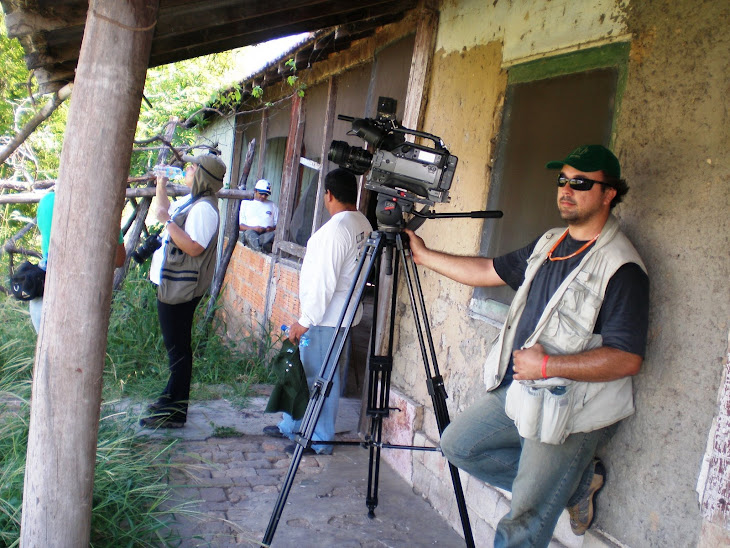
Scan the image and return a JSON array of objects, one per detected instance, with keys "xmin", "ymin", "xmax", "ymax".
[
  {"xmin": 238, "ymin": 201, "xmax": 249, "ymax": 225},
  {"xmin": 298, "ymin": 227, "xmax": 348, "ymax": 328},
  {"xmin": 272, "ymin": 203, "xmax": 279, "ymax": 226},
  {"xmin": 185, "ymin": 201, "xmax": 218, "ymax": 248}
]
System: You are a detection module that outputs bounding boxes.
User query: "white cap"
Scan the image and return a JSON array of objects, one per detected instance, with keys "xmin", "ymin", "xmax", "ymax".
[{"xmin": 254, "ymin": 179, "xmax": 271, "ymax": 194}]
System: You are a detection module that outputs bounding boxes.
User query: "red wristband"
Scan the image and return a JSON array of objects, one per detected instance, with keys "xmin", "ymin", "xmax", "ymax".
[{"xmin": 541, "ymin": 355, "xmax": 549, "ymax": 379}]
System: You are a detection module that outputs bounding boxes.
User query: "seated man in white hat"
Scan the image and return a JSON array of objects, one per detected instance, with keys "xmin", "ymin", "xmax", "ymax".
[{"xmin": 239, "ymin": 178, "xmax": 279, "ymax": 253}]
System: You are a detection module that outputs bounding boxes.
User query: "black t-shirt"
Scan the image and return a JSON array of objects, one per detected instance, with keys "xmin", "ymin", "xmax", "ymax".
[{"xmin": 493, "ymin": 233, "xmax": 650, "ymax": 384}]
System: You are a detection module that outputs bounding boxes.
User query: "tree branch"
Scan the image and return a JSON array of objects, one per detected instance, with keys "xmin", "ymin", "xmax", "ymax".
[{"xmin": 0, "ymin": 83, "xmax": 73, "ymax": 166}]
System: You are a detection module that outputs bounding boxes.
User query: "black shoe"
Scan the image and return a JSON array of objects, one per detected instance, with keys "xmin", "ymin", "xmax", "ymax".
[
  {"xmin": 140, "ymin": 414, "xmax": 185, "ymax": 429},
  {"xmin": 284, "ymin": 443, "xmax": 318, "ymax": 456},
  {"xmin": 147, "ymin": 398, "xmax": 171, "ymax": 413},
  {"xmin": 263, "ymin": 425, "xmax": 286, "ymax": 439}
]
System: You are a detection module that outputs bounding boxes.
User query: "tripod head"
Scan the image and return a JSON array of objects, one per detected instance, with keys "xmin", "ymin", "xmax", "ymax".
[{"xmin": 374, "ymin": 188, "xmax": 503, "ymax": 232}]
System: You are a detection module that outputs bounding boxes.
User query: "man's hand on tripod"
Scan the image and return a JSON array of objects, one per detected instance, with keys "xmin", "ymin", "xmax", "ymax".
[
  {"xmin": 404, "ymin": 228, "xmax": 505, "ymax": 288},
  {"xmin": 404, "ymin": 229, "xmax": 428, "ymax": 265},
  {"xmin": 288, "ymin": 322, "xmax": 309, "ymax": 344}
]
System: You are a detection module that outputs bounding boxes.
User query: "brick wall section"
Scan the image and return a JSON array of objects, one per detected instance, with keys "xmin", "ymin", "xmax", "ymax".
[
  {"xmin": 217, "ymin": 241, "xmax": 300, "ymax": 348},
  {"xmin": 269, "ymin": 259, "xmax": 300, "ymax": 335}
]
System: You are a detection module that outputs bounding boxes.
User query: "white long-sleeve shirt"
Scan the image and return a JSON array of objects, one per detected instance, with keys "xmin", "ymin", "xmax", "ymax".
[{"xmin": 298, "ymin": 210, "xmax": 373, "ymax": 328}]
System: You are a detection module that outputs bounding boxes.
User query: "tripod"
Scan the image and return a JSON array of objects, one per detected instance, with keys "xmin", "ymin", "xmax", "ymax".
[{"xmin": 263, "ymin": 227, "xmax": 478, "ymax": 547}]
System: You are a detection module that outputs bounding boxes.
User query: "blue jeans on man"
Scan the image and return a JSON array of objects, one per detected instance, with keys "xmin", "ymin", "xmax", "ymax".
[
  {"xmin": 440, "ymin": 384, "xmax": 615, "ymax": 547},
  {"xmin": 278, "ymin": 326, "xmax": 350, "ymax": 455},
  {"xmin": 241, "ymin": 229, "xmax": 275, "ymax": 253}
]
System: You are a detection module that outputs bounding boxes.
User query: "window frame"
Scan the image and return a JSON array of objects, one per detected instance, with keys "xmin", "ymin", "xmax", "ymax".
[{"xmin": 469, "ymin": 42, "xmax": 631, "ymax": 325}]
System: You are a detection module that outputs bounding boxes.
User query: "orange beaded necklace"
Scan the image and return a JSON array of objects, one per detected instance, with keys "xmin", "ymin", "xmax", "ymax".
[{"xmin": 546, "ymin": 229, "xmax": 599, "ymax": 262}]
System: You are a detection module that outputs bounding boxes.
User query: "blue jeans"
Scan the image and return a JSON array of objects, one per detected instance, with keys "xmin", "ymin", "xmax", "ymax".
[
  {"xmin": 440, "ymin": 384, "xmax": 615, "ymax": 547},
  {"xmin": 241, "ymin": 229, "xmax": 275, "ymax": 253},
  {"xmin": 278, "ymin": 326, "xmax": 350, "ymax": 454}
]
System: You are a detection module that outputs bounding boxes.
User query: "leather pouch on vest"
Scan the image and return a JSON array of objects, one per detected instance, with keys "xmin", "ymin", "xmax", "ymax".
[
  {"xmin": 505, "ymin": 379, "xmax": 587, "ymax": 445},
  {"xmin": 157, "ymin": 245, "xmax": 199, "ymax": 305}
]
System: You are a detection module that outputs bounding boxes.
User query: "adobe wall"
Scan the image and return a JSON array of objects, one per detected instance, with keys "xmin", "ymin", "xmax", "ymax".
[{"xmin": 385, "ymin": 0, "xmax": 730, "ymax": 547}]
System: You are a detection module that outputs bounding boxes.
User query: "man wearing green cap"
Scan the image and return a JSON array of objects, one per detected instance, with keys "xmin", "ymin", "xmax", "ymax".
[{"xmin": 405, "ymin": 145, "xmax": 649, "ymax": 546}]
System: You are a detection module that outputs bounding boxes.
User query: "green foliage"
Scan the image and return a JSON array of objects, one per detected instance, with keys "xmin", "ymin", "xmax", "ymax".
[
  {"xmin": 0, "ymin": 340, "xmax": 190, "ymax": 547},
  {"xmin": 0, "ymin": 12, "xmax": 31, "ymax": 138},
  {"xmin": 0, "ymin": 205, "xmax": 41, "ymax": 313},
  {"xmin": 0, "ymin": 265, "xmax": 276, "ymax": 546},
  {"xmin": 211, "ymin": 425, "xmax": 244, "ymax": 438},
  {"xmin": 0, "ymin": 11, "xmax": 67, "ymax": 182},
  {"xmin": 284, "ymin": 58, "xmax": 306, "ymax": 98},
  {"xmin": 131, "ymin": 53, "xmax": 238, "ymax": 176},
  {"xmin": 104, "ymin": 266, "xmax": 274, "ymax": 404}
]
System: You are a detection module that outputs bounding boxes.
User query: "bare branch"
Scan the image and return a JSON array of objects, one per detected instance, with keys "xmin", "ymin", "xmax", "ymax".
[
  {"xmin": 0, "ymin": 83, "xmax": 73, "ymax": 166},
  {"xmin": 1, "ymin": 222, "xmax": 37, "ymax": 258}
]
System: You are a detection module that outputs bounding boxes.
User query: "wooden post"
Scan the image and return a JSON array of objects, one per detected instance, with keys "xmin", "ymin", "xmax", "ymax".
[
  {"xmin": 311, "ymin": 77, "xmax": 337, "ymax": 234},
  {"xmin": 256, "ymin": 108, "xmax": 269, "ymax": 181},
  {"xmin": 205, "ymin": 138, "xmax": 256, "ymax": 321},
  {"xmin": 402, "ymin": 0, "xmax": 439, "ymax": 132},
  {"xmin": 20, "ymin": 3, "xmax": 159, "ymax": 546},
  {"xmin": 273, "ymin": 95, "xmax": 305, "ymax": 248}
]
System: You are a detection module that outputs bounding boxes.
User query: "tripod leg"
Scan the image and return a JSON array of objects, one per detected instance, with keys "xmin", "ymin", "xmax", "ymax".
[
  {"xmin": 364, "ymin": 233, "xmax": 400, "ymax": 519},
  {"xmin": 263, "ymin": 232, "xmax": 384, "ymax": 545},
  {"xmin": 395, "ymin": 233, "xmax": 476, "ymax": 548}
]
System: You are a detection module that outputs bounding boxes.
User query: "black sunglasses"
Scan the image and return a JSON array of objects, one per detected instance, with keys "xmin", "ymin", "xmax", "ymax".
[{"xmin": 556, "ymin": 173, "xmax": 607, "ymax": 191}]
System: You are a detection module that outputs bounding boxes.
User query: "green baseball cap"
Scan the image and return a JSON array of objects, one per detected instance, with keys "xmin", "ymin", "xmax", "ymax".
[{"xmin": 546, "ymin": 145, "xmax": 621, "ymax": 178}]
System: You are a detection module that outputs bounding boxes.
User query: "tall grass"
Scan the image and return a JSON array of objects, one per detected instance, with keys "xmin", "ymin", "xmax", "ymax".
[
  {"xmin": 104, "ymin": 264, "xmax": 275, "ymax": 404},
  {"xmin": 0, "ymin": 261, "xmax": 278, "ymax": 546},
  {"xmin": 0, "ymin": 341, "xmax": 192, "ymax": 547}
]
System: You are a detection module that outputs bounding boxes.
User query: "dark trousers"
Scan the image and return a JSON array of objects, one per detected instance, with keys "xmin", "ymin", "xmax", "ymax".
[{"xmin": 156, "ymin": 296, "xmax": 201, "ymax": 421}]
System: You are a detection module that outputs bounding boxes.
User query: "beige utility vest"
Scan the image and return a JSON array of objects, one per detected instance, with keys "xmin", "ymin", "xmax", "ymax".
[
  {"xmin": 157, "ymin": 195, "xmax": 219, "ymax": 305},
  {"xmin": 483, "ymin": 214, "xmax": 646, "ymax": 444}
]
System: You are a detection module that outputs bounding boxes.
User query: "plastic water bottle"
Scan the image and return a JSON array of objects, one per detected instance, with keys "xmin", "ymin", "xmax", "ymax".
[
  {"xmin": 281, "ymin": 324, "xmax": 310, "ymax": 347},
  {"xmin": 153, "ymin": 165, "xmax": 184, "ymax": 180}
]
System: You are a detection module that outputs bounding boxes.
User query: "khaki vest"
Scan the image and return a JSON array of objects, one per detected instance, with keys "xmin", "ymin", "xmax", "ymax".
[
  {"xmin": 157, "ymin": 196, "xmax": 219, "ymax": 305},
  {"xmin": 483, "ymin": 214, "xmax": 647, "ymax": 443}
]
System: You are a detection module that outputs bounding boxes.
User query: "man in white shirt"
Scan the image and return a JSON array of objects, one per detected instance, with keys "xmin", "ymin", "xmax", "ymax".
[
  {"xmin": 265, "ymin": 168, "xmax": 373, "ymax": 455},
  {"xmin": 239, "ymin": 178, "xmax": 279, "ymax": 253}
]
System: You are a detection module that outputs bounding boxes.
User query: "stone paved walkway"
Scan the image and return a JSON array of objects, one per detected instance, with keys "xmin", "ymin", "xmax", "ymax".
[{"xmin": 132, "ymin": 392, "xmax": 467, "ymax": 547}]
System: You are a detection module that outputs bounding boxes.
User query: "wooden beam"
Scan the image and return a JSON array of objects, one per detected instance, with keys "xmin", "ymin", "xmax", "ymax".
[
  {"xmin": 205, "ymin": 138, "xmax": 257, "ymax": 322},
  {"xmin": 0, "ymin": 186, "xmax": 255, "ymax": 205},
  {"xmin": 8, "ymin": 0, "xmax": 417, "ymax": 92},
  {"xmin": 274, "ymin": 239, "xmax": 306, "ymax": 258},
  {"xmin": 256, "ymin": 108, "xmax": 269, "ymax": 181},
  {"xmin": 149, "ymin": 1, "xmax": 414, "ymax": 67},
  {"xmin": 311, "ymin": 76, "xmax": 337, "ymax": 234},
  {"xmin": 4, "ymin": 5, "xmax": 87, "ymax": 38},
  {"xmin": 20, "ymin": 2, "xmax": 159, "ymax": 546},
  {"xmin": 402, "ymin": 0, "xmax": 438, "ymax": 132},
  {"xmin": 274, "ymin": 94, "xmax": 305, "ymax": 246}
]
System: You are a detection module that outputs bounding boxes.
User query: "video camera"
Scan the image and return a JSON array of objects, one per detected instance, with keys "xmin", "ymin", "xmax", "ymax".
[{"xmin": 328, "ymin": 97, "xmax": 458, "ymax": 228}]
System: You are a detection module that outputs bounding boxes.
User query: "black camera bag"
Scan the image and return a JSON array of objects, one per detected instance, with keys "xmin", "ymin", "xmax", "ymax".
[{"xmin": 10, "ymin": 261, "xmax": 46, "ymax": 301}]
